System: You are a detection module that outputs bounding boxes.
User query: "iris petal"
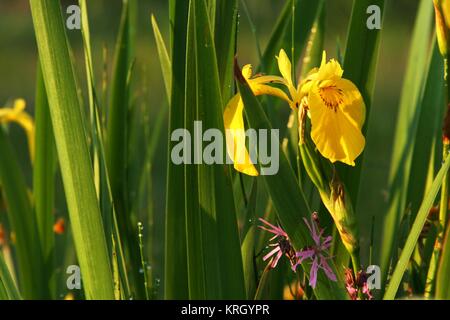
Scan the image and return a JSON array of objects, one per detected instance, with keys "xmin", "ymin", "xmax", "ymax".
[
  {"xmin": 277, "ymin": 49, "xmax": 293, "ymax": 87},
  {"xmin": 223, "ymin": 94, "xmax": 259, "ymax": 176},
  {"xmin": 317, "ymin": 51, "xmax": 343, "ymax": 81},
  {"xmin": 308, "ymin": 83, "xmax": 365, "ymax": 166}
]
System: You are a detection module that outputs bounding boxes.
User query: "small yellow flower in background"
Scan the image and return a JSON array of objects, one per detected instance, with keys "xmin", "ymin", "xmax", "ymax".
[
  {"xmin": 64, "ymin": 292, "xmax": 75, "ymax": 300},
  {"xmin": 0, "ymin": 99, "xmax": 35, "ymax": 162},
  {"xmin": 223, "ymin": 65, "xmax": 288, "ymax": 176}
]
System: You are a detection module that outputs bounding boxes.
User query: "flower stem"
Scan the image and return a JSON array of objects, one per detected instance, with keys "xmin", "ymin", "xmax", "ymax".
[
  {"xmin": 138, "ymin": 222, "xmax": 150, "ymax": 300},
  {"xmin": 291, "ymin": 0, "xmax": 295, "ymax": 82},
  {"xmin": 350, "ymin": 251, "xmax": 365, "ymax": 300},
  {"xmin": 350, "ymin": 251, "xmax": 361, "ymax": 280},
  {"xmin": 425, "ymin": 143, "xmax": 449, "ymax": 298},
  {"xmin": 425, "ymin": 55, "xmax": 450, "ymax": 298}
]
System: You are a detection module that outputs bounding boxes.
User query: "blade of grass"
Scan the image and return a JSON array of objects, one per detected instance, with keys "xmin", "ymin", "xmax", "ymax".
[
  {"xmin": 379, "ymin": 0, "xmax": 433, "ymax": 292},
  {"xmin": 339, "ymin": 0, "xmax": 385, "ymax": 207},
  {"xmin": 80, "ymin": 0, "xmax": 132, "ymax": 299},
  {"xmin": 165, "ymin": 0, "xmax": 189, "ymax": 299},
  {"xmin": 106, "ymin": 0, "xmax": 130, "ymax": 222},
  {"xmin": 30, "ymin": 0, "xmax": 114, "ymax": 299},
  {"xmin": 184, "ymin": 2, "xmax": 206, "ymax": 298},
  {"xmin": 33, "ymin": 61, "xmax": 57, "ymax": 299},
  {"xmin": 78, "ymin": 0, "xmax": 98, "ymax": 196},
  {"xmin": 240, "ymin": 0, "xmax": 263, "ymax": 65},
  {"xmin": 335, "ymin": 0, "xmax": 385, "ymax": 272},
  {"xmin": 384, "ymin": 153, "xmax": 450, "ymax": 300},
  {"xmin": 343, "ymin": 0, "xmax": 385, "ymax": 127},
  {"xmin": 0, "ymin": 126, "xmax": 44, "ymax": 299},
  {"xmin": 258, "ymin": 0, "xmax": 323, "ymax": 140},
  {"xmin": 436, "ymin": 211, "xmax": 450, "ymax": 298},
  {"xmin": 151, "ymin": 14, "xmax": 172, "ymax": 102},
  {"xmin": 260, "ymin": 0, "xmax": 324, "ymax": 74},
  {"xmin": 0, "ymin": 251, "xmax": 20, "ymax": 300},
  {"xmin": 411, "ymin": 41, "xmax": 444, "ymax": 298},
  {"xmin": 242, "ymin": 224, "xmax": 257, "ymax": 299},
  {"xmin": 214, "ymin": 0, "xmax": 238, "ymax": 103},
  {"xmin": 407, "ymin": 42, "xmax": 444, "ymax": 222},
  {"xmin": 192, "ymin": 0, "xmax": 246, "ymax": 299},
  {"xmin": 106, "ymin": 0, "xmax": 145, "ymax": 298}
]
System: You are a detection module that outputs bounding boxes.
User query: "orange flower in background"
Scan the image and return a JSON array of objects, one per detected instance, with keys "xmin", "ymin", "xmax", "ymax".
[
  {"xmin": 0, "ymin": 224, "xmax": 5, "ymax": 246},
  {"xmin": 53, "ymin": 218, "xmax": 66, "ymax": 235}
]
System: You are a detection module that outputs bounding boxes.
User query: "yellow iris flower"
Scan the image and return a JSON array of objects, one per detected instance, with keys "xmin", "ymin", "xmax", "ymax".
[
  {"xmin": 223, "ymin": 49, "xmax": 366, "ymax": 174},
  {"xmin": 0, "ymin": 99, "xmax": 35, "ymax": 162},
  {"xmin": 297, "ymin": 51, "xmax": 366, "ymax": 166}
]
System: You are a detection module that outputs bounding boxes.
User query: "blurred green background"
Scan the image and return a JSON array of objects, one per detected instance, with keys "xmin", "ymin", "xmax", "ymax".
[{"xmin": 0, "ymin": 0, "xmax": 421, "ymax": 297}]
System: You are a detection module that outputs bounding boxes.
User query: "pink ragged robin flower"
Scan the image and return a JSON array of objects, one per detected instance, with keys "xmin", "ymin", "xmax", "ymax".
[
  {"xmin": 258, "ymin": 218, "xmax": 297, "ymax": 270},
  {"xmin": 294, "ymin": 213, "xmax": 337, "ymax": 288},
  {"xmin": 345, "ymin": 268, "xmax": 373, "ymax": 300}
]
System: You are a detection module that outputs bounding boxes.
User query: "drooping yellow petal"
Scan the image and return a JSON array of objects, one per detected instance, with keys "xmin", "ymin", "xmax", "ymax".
[
  {"xmin": 249, "ymin": 75, "xmax": 293, "ymax": 105},
  {"xmin": 223, "ymin": 94, "xmax": 259, "ymax": 176},
  {"xmin": 252, "ymin": 83, "xmax": 292, "ymax": 105},
  {"xmin": 251, "ymin": 75, "xmax": 285, "ymax": 85},
  {"xmin": 307, "ymin": 84, "xmax": 365, "ymax": 166}
]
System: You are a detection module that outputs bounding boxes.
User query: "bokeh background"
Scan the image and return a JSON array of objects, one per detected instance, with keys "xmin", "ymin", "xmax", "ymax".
[{"xmin": 0, "ymin": 0, "xmax": 421, "ymax": 297}]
